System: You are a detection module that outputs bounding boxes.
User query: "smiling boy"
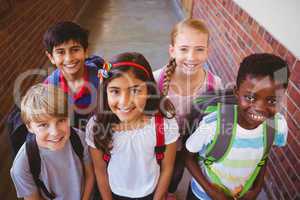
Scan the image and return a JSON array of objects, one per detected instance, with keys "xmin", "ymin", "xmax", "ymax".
[
  {"xmin": 185, "ymin": 53, "xmax": 290, "ymax": 200},
  {"xmin": 43, "ymin": 21, "xmax": 103, "ymax": 129},
  {"xmin": 10, "ymin": 84, "xmax": 94, "ymax": 200}
]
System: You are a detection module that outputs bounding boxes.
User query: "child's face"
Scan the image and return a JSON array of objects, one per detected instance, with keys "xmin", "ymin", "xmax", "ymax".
[
  {"xmin": 27, "ymin": 115, "xmax": 70, "ymax": 151},
  {"xmin": 235, "ymin": 75, "xmax": 286, "ymax": 129},
  {"xmin": 107, "ymin": 71, "xmax": 148, "ymax": 124},
  {"xmin": 169, "ymin": 26, "xmax": 209, "ymax": 75},
  {"xmin": 46, "ymin": 40, "xmax": 88, "ymax": 79}
]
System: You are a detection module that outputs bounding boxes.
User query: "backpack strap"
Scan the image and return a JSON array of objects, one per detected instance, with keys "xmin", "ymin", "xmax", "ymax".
[
  {"xmin": 154, "ymin": 114, "xmax": 166, "ymax": 165},
  {"xmin": 26, "ymin": 134, "xmax": 56, "ymax": 199},
  {"xmin": 158, "ymin": 68, "xmax": 165, "ymax": 93},
  {"xmin": 206, "ymin": 71, "xmax": 215, "ymax": 92},
  {"xmin": 238, "ymin": 117, "xmax": 276, "ymax": 197},
  {"xmin": 198, "ymin": 103, "xmax": 237, "ymax": 196},
  {"xmin": 201, "ymin": 103, "xmax": 236, "ymax": 164}
]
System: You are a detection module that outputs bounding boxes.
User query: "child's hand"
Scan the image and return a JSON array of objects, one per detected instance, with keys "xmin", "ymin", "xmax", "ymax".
[
  {"xmin": 231, "ymin": 185, "xmax": 243, "ymax": 198},
  {"xmin": 210, "ymin": 184, "xmax": 234, "ymax": 200}
]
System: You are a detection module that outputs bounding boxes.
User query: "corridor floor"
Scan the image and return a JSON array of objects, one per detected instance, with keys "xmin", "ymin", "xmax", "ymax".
[{"xmin": 77, "ymin": 0, "xmax": 190, "ymax": 199}]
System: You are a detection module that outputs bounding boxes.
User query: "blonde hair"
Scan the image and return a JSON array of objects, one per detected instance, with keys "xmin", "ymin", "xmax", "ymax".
[
  {"xmin": 21, "ymin": 83, "xmax": 68, "ymax": 125},
  {"xmin": 162, "ymin": 18, "xmax": 210, "ymax": 96}
]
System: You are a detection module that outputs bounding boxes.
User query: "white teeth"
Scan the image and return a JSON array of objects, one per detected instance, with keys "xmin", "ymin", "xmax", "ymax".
[
  {"xmin": 250, "ymin": 113, "xmax": 265, "ymax": 121},
  {"xmin": 119, "ymin": 108, "xmax": 131, "ymax": 113}
]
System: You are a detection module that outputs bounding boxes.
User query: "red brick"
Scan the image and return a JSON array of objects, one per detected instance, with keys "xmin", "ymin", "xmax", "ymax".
[
  {"xmin": 276, "ymin": 43, "xmax": 288, "ymax": 58},
  {"xmin": 285, "ymin": 51, "xmax": 297, "ymax": 69}
]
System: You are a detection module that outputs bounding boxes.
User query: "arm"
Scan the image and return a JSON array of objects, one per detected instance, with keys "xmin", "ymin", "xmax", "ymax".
[
  {"xmin": 239, "ymin": 160, "xmax": 268, "ymax": 200},
  {"xmin": 184, "ymin": 148, "xmax": 232, "ymax": 200},
  {"xmin": 89, "ymin": 147, "xmax": 112, "ymax": 200},
  {"xmin": 82, "ymin": 162, "xmax": 95, "ymax": 200},
  {"xmin": 153, "ymin": 142, "xmax": 176, "ymax": 200},
  {"xmin": 24, "ymin": 192, "xmax": 45, "ymax": 200}
]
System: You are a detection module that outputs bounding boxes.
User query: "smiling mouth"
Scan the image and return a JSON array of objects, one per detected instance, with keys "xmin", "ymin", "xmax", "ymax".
[
  {"xmin": 118, "ymin": 107, "xmax": 135, "ymax": 113},
  {"xmin": 183, "ymin": 63, "xmax": 198, "ymax": 69},
  {"xmin": 64, "ymin": 62, "xmax": 79, "ymax": 68},
  {"xmin": 48, "ymin": 136, "xmax": 64, "ymax": 143},
  {"xmin": 248, "ymin": 113, "xmax": 266, "ymax": 122}
]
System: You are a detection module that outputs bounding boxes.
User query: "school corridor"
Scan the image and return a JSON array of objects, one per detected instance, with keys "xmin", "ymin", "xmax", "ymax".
[{"xmin": 1, "ymin": 0, "xmax": 299, "ymax": 199}]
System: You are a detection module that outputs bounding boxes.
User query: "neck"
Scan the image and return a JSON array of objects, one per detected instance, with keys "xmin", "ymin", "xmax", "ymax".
[{"xmin": 171, "ymin": 67, "xmax": 206, "ymax": 96}]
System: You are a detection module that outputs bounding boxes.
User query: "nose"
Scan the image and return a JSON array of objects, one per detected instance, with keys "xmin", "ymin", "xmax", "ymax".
[
  {"xmin": 253, "ymin": 100, "xmax": 267, "ymax": 113},
  {"xmin": 64, "ymin": 51, "xmax": 73, "ymax": 62},
  {"xmin": 119, "ymin": 91, "xmax": 131, "ymax": 107},
  {"xmin": 49, "ymin": 124, "xmax": 60, "ymax": 136},
  {"xmin": 187, "ymin": 50, "xmax": 196, "ymax": 60}
]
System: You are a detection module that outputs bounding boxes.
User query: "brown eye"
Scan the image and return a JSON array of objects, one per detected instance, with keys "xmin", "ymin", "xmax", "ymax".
[{"xmin": 245, "ymin": 95, "xmax": 255, "ymax": 102}]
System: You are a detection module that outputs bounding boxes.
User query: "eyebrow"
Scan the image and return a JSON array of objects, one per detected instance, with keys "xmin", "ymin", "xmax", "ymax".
[
  {"xmin": 108, "ymin": 84, "xmax": 143, "ymax": 90},
  {"xmin": 54, "ymin": 45, "xmax": 82, "ymax": 51}
]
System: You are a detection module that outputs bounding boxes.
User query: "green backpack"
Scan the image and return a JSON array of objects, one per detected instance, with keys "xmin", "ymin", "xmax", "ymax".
[{"xmin": 190, "ymin": 90, "xmax": 276, "ymax": 198}]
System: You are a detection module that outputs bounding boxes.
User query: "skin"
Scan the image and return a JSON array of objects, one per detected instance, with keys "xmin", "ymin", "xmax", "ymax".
[
  {"xmin": 25, "ymin": 115, "xmax": 94, "ymax": 200},
  {"xmin": 169, "ymin": 26, "xmax": 209, "ymax": 96},
  {"xmin": 46, "ymin": 40, "xmax": 88, "ymax": 92},
  {"xmin": 185, "ymin": 75, "xmax": 286, "ymax": 199},
  {"xmin": 91, "ymin": 71, "xmax": 177, "ymax": 199}
]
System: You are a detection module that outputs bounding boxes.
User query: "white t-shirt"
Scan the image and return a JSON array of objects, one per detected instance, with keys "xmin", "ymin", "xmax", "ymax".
[
  {"xmin": 85, "ymin": 116, "xmax": 179, "ymax": 198},
  {"xmin": 185, "ymin": 112, "xmax": 288, "ymax": 200}
]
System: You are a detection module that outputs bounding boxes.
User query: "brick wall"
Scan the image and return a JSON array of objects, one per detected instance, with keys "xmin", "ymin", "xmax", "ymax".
[
  {"xmin": 0, "ymin": 0, "xmax": 87, "ymax": 198},
  {"xmin": 192, "ymin": 0, "xmax": 300, "ymax": 199}
]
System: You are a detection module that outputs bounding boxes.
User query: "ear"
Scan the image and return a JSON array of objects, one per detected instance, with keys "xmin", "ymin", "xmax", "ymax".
[
  {"xmin": 45, "ymin": 51, "xmax": 56, "ymax": 65},
  {"xmin": 84, "ymin": 48, "xmax": 89, "ymax": 59},
  {"xmin": 233, "ymin": 85, "xmax": 239, "ymax": 98},
  {"xmin": 26, "ymin": 124, "xmax": 34, "ymax": 134},
  {"xmin": 168, "ymin": 44, "xmax": 175, "ymax": 59}
]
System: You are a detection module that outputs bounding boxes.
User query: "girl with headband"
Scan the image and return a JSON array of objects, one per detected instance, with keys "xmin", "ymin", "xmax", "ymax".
[{"xmin": 85, "ymin": 52, "xmax": 179, "ymax": 200}]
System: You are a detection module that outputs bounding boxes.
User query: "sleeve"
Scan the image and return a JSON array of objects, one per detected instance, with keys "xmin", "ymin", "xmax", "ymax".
[
  {"xmin": 163, "ymin": 118, "xmax": 180, "ymax": 145},
  {"xmin": 76, "ymin": 129, "xmax": 91, "ymax": 164},
  {"xmin": 185, "ymin": 112, "xmax": 217, "ymax": 153},
  {"xmin": 85, "ymin": 116, "xmax": 97, "ymax": 149},
  {"xmin": 10, "ymin": 145, "xmax": 38, "ymax": 198},
  {"xmin": 273, "ymin": 113, "xmax": 288, "ymax": 147}
]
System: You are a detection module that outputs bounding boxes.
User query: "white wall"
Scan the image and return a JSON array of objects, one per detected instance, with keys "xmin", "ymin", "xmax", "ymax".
[{"xmin": 233, "ymin": 0, "xmax": 300, "ymax": 59}]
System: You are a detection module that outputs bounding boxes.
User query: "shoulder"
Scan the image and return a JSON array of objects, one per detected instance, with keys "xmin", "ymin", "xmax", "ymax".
[
  {"xmin": 273, "ymin": 113, "xmax": 288, "ymax": 147},
  {"xmin": 207, "ymin": 71, "xmax": 223, "ymax": 90},
  {"xmin": 11, "ymin": 144, "xmax": 28, "ymax": 175},
  {"xmin": 156, "ymin": 117, "xmax": 179, "ymax": 145},
  {"xmin": 44, "ymin": 68, "xmax": 60, "ymax": 84},
  {"xmin": 185, "ymin": 112, "xmax": 218, "ymax": 153}
]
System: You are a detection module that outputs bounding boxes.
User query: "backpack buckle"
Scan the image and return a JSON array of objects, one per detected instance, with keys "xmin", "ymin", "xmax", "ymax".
[{"xmin": 103, "ymin": 153, "xmax": 111, "ymax": 162}]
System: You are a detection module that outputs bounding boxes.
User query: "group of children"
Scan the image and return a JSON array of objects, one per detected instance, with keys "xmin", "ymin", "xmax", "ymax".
[{"xmin": 10, "ymin": 18, "xmax": 289, "ymax": 200}]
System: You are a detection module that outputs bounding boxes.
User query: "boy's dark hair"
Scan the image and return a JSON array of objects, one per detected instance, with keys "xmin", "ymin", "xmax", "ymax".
[
  {"xmin": 92, "ymin": 52, "xmax": 175, "ymax": 153},
  {"xmin": 236, "ymin": 53, "xmax": 290, "ymax": 89},
  {"xmin": 43, "ymin": 21, "xmax": 89, "ymax": 54}
]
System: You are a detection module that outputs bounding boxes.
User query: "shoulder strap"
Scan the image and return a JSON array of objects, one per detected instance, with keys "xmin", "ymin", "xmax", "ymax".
[
  {"xmin": 154, "ymin": 114, "xmax": 166, "ymax": 165},
  {"xmin": 45, "ymin": 69, "xmax": 60, "ymax": 86},
  {"xmin": 158, "ymin": 68, "xmax": 165, "ymax": 93},
  {"xmin": 70, "ymin": 128, "xmax": 84, "ymax": 161},
  {"xmin": 70, "ymin": 128, "xmax": 85, "ymax": 180},
  {"xmin": 26, "ymin": 134, "xmax": 56, "ymax": 199},
  {"xmin": 202, "ymin": 103, "xmax": 236, "ymax": 164},
  {"xmin": 206, "ymin": 71, "xmax": 215, "ymax": 92},
  {"xmin": 238, "ymin": 117, "xmax": 276, "ymax": 198}
]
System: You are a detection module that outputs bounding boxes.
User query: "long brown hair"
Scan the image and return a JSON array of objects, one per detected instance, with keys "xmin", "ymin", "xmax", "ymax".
[{"xmin": 92, "ymin": 52, "xmax": 175, "ymax": 153}]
